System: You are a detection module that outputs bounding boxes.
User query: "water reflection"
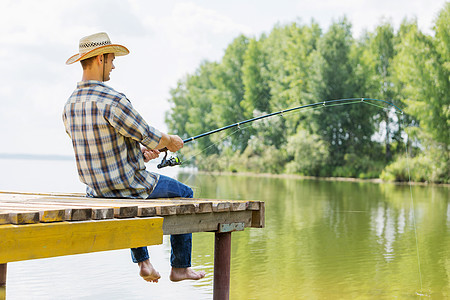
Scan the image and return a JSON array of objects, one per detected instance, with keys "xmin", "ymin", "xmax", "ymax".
[
  {"xmin": 180, "ymin": 173, "xmax": 450, "ymax": 299},
  {"xmin": 1, "ymin": 158, "xmax": 448, "ymax": 299}
]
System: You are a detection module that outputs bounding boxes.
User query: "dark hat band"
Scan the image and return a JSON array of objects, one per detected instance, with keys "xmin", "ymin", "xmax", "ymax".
[{"xmin": 79, "ymin": 40, "xmax": 112, "ymax": 49}]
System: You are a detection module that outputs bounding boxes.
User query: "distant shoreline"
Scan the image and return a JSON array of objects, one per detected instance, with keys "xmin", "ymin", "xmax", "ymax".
[
  {"xmin": 0, "ymin": 153, "xmax": 73, "ymax": 161},
  {"xmin": 1, "ymin": 155, "xmax": 447, "ymax": 187}
]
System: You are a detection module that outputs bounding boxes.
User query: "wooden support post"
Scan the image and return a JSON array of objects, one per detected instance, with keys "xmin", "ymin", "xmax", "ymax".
[
  {"xmin": 213, "ymin": 232, "xmax": 231, "ymax": 300},
  {"xmin": 0, "ymin": 263, "xmax": 6, "ymax": 300},
  {"xmin": 0, "ymin": 264, "xmax": 6, "ymax": 286}
]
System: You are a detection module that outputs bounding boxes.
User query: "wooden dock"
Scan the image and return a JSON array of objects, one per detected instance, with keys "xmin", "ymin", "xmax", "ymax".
[{"xmin": 0, "ymin": 190, "xmax": 264, "ymax": 300}]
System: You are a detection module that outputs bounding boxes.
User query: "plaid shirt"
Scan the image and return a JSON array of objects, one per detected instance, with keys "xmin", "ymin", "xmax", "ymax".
[{"xmin": 63, "ymin": 80, "xmax": 162, "ymax": 198}]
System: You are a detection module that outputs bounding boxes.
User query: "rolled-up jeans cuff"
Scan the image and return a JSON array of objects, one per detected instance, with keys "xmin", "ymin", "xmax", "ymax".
[{"xmin": 131, "ymin": 246, "xmax": 149, "ymax": 263}]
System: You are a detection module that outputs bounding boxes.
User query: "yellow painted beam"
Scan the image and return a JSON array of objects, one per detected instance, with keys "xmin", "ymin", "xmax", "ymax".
[{"xmin": 0, "ymin": 217, "xmax": 163, "ymax": 263}]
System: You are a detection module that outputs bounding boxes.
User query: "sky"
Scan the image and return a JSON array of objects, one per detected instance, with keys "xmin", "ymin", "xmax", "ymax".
[{"xmin": 0, "ymin": 0, "xmax": 447, "ymax": 156}]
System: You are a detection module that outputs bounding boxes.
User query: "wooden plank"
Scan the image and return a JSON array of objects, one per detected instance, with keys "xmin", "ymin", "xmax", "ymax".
[
  {"xmin": 35, "ymin": 202, "xmax": 113, "ymax": 220},
  {"xmin": 174, "ymin": 203, "xmax": 196, "ymax": 215},
  {"xmin": 137, "ymin": 206, "xmax": 157, "ymax": 217},
  {"xmin": 0, "ymin": 217, "xmax": 164, "ymax": 264},
  {"xmin": 35, "ymin": 199, "xmax": 165, "ymax": 218},
  {"xmin": 0, "ymin": 201, "xmax": 94, "ymax": 221},
  {"xmin": 162, "ymin": 211, "xmax": 253, "ymax": 235},
  {"xmin": 15, "ymin": 198, "xmax": 139, "ymax": 219},
  {"xmin": 247, "ymin": 201, "xmax": 261, "ymax": 210},
  {"xmin": 251, "ymin": 201, "xmax": 265, "ymax": 228},
  {"xmin": 0, "ymin": 193, "xmax": 256, "ymax": 215},
  {"xmin": 0, "ymin": 193, "xmax": 241, "ymax": 211},
  {"xmin": 194, "ymin": 202, "xmax": 213, "ymax": 213},
  {"xmin": 0, "ymin": 212, "xmax": 10, "ymax": 225},
  {"xmin": 0, "ymin": 192, "xmax": 265, "ymax": 229},
  {"xmin": 212, "ymin": 202, "xmax": 231, "ymax": 212},
  {"xmin": 156, "ymin": 204, "xmax": 177, "ymax": 216},
  {"xmin": 0, "ymin": 203, "xmax": 66, "ymax": 220},
  {"xmin": 0, "ymin": 196, "xmax": 197, "ymax": 218},
  {"xmin": 64, "ymin": 207, "xmax": 93, "ymax": 221},
  {"xmin": 91, "ymin": 207, "xmax": 114, "ymax": 220},
  {"xmin": 0, "ymin": 206, "xmax": 64, "ymax": 223},
  {"xmin": 41, "ymin": 197, "xmax": 210, "ymax": 215},
  {"xmin": 230, "ymin": 201, "xmax": 248, "ymax": 211},
  {"xmin": 32, "ymin": 208, "xmax": 66, "ymax": 223},
  {"xmin": 6, "ymin": 211, "xmax": 40, "ymax": 225},
  {"xmin": 6, "ymin": 200, "xmax": 121, "ymax": 220}
]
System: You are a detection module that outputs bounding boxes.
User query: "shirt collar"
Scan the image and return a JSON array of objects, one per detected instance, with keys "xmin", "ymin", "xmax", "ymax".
[{"xmin": 77, "ymin": 80, "xmax": 107, "ymax": 89}]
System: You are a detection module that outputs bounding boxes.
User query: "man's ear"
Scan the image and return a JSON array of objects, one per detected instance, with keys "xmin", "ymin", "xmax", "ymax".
[{"xmin": 96, "ymin": 54, "xmax": 104, "ymax": 65}]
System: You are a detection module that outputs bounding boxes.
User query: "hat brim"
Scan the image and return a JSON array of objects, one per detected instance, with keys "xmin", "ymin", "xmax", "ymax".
[{"xmin": 66, "ymin": 44, "xmax": 129, "ymax": 65}]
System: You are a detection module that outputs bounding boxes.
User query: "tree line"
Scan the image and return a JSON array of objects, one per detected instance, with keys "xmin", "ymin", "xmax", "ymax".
[{"xmin": 166, "ymin": 3, "xmax": 449, "ymax": 184}]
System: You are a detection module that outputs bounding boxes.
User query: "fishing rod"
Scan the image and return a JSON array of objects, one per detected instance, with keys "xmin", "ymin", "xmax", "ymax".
[{"xmin": 156, "ymin": 98, "xmax": 403, "ymax": 168}]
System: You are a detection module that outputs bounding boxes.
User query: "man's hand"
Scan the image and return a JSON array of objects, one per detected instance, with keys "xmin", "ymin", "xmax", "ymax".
[
  {"xmin": 154, "ymin": 133, "xmax": 184, "ymax": 153},
  {"xmin": 142, "ymin": 147, "xmax": 160, "ymax": 163},
  {"xmin": 166, "ymin": 135, "xmax": 184, "ymax": 152}
]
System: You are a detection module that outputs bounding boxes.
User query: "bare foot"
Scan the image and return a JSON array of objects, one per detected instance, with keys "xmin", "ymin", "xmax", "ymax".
[
  {"xmin": 170, "ymin": 267, "xmax": 206, "ymax": 282},
  {"xmin": 138, "ymin": 260, "xmax": 161, "ymax": 283}
]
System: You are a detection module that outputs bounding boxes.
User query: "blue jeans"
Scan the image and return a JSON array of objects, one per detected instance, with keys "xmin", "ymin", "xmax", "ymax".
[{"xmin": 130, "ymin": 175, "xmax": 193, "ymax": 268}]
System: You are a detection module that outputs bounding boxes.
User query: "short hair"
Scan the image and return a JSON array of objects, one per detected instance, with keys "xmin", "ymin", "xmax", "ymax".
[
  {"xmin": 80, "ymin": 56, "xmax": 97, "ymax": 70},
  {"xmin": 80, "ymin": 53, "xmax": 111, "ymax": 70}
]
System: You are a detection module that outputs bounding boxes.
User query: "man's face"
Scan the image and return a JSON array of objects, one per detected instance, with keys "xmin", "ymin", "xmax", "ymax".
[{"xmin": 103, "ymin": 53, "xmax": 116, "ymax": 82}]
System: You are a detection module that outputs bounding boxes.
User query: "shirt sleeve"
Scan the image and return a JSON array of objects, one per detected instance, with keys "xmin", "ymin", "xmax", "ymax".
[
  {"xmin": 62, "ymin": 106, "xmax": 72, "ymax": 139},
  {"xmin": 107, "ymin": 96, "xmax": 162, "ymax": 149}
]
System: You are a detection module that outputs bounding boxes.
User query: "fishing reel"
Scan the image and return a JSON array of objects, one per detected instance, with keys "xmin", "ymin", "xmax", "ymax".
[{"xmin": 157, "ymin": 150, "xmax": 182, "ymax": 169}]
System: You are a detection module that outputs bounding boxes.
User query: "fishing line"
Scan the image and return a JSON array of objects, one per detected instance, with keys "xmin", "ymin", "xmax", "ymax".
[
  {"xmin": 402, "ymin": 126, "xmax": 424, "ymax": 294},
  {"xmin": 163, "ymin": 96, "xmax": 424, "ymax": 294},
  {"xmin": 181, "ymin": 126, "xmax": 244, "ymax": 165},
  {"xmin": 177, "ymin": 98, "xmax": 402, "ymax": 166},
  {"xmin": 170, "ymin": 126, "xmax": 245, "ymax": 191},
  {"xmin": 171, "ymin": 98, "xmax": 403, "ymax": 149},
  {"xmin": 161, "ymin": 98, "xmax": 400, "ymax": 170},
  {"xmin": 173, "ymin": 98, "xmax": 399, "ymax": 196},
  {"xmin": 366, "ymin": 105, "xmax": 423, "ymax": 293}
]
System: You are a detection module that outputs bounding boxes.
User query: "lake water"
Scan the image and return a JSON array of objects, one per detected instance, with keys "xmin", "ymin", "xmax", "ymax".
[{"xmin": 0, "ymin": 158, "xmax": 449, "ymax": 299}]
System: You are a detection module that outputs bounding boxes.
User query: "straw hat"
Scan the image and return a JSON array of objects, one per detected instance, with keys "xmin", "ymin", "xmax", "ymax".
[{"xmin": 66, "ymin": 32, "xmax": 129, "ymax": 65}]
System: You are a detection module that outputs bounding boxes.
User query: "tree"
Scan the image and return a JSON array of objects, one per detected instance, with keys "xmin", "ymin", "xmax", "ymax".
[
  {"xmin": 309, "ymin": 18, "xmax": 378, "ymax": 174},
  {"xmin": 211, "ymin": 35, "xmax": 250, "ymax": 151},
  {"xmin": 165, "ymin": 4, "xmax": 449, "ymax": 182},
  {"xmin": 241, "ymin": 37, "xmax": 271, "ymax": 117},
  {"xmin": 368, "ymin": 22, "xmax": 401, "ymax": 161},
  {"xmin": 166, "ymin": 61, "xmax": 221, "ymax": 155},
  {"xmin": 394, "ymin": 13, "xmax": 449, "ymax": 147}
]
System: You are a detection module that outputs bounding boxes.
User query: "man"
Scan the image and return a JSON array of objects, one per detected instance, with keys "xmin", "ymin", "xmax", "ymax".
[{"xmin": 63, "ymin": 32, "xmax": 205, "ymax": 283}]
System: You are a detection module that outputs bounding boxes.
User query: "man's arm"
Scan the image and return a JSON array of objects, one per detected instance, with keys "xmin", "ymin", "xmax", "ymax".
[
  {"xmin": 142, "ymin": 134, "xmax": 183, "ymax": 163},
  {"xmin": 106, "ymin": 96, "xmax": 184, "ymax": 154},
  {"xmin": 107, "ymin": 98, "xmax": 162, "ymax": 149}
]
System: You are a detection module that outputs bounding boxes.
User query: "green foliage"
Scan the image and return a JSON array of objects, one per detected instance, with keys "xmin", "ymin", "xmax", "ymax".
[
  {"xmin": 380, "ymin": 151, "xmax": 449, "ymax": 183},
  {"xmin": 308, "ymin": 18, "xmax": 380, "ymax": 168},
  {"xmin": 241, "ymin": 38, "xmax": 271, "ymax": 117},
  {"xmin": 165, "ymin": 3, "xmax": 449, "ymax": 183},
  {"xmin": 239, "ymin": 142, "xmax": 286, "ymax": 174},
  {"xmin": 381, "ymin": 127, "xmax": 450, "ymax": 183},
  {"xmin": 393, "ymin": 11, "xmax": 450, "ymax": 147},
  {"xmin": 285, "ymin": 129, "xmax": 329, "ymax": 176}
]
